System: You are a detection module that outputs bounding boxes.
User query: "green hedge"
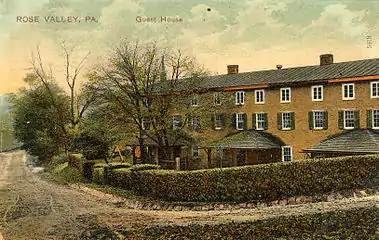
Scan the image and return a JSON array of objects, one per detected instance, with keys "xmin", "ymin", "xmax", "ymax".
[
  {"xmin": 101, "ymin": 155, "xmax": 379, "ymax": 202},
  {"xmin": 129, "ymin": 164, "xmax": 161, "ymax": 171},
  {"xmin": 127, "ymin": 206, "xmax": 379, "ymax": 239}
]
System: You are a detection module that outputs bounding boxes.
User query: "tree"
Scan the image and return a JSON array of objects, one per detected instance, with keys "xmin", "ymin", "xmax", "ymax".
[
  {"xmin": 87, "ymin": 40, "xmax": 210, "ymax": 164},
  {"xmin": 9, "ymin": 83, "xmax": 70, "ymax": 163}
]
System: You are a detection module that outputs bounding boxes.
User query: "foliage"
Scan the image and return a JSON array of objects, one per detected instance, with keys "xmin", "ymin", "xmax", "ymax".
[
  {"xmin": 96, "ymin": 155, "xmax": 379, "ymax": 202},
  {"xmin": 129, "ymin": 164, "xmax": 161, "ymax": 171},
  {"xmin": 51, "ymin": 162, "xmax": 84, "ymax": 184},
  {"xmin": 128, "ymin": 206, "xmax": 379, "ymax": 239},
  {"xmin": 8, "ymin": 84, "xmax": 70, "ymax": 163}
]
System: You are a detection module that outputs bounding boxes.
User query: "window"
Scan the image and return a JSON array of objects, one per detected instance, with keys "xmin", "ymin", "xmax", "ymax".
[
  {"xmin": 214, "ymin": 92, "xmax": 221, "ymax": 105},
  {"xmin": 256, "ymin": 113, "xmax": 267, "ymax": 130},
  {"xmin": 280, "ymin": 87, "xmax": 291, "ymax": 103},
  {"xmin": 215, "ymin": 114, "xmax": 223, "ymax": 129},
  {"xmin": 342, "ymin": 83, "xmax": 355, "ymax": 100},
  {"xmin": 373, "ymin": 110, "xmax": 379, "ymax": 129},
  {"xmin": 235, "ymin": 91, "xmax": 245, "ymax": 105},
  {"xmin": 172, "ymin": 115, "xmax": 182, "ymax": 129},
  {"xmin": 192, "ymin": 145, "xmax": 199, "ymax": 157},
  {"xmin": 344, "ymin": 110, "xmax": 355, "ymax": 129},
  {"xmin": 311, "ymin": 85, "xmax": 323, "ymax": 101},
  {"xmin": 371, "ymin": 82, "xmax": 379, "ymax": 98},
  {"xmin": 236, "ymin": 113, "xmax": 244, "ymax": 130},
  {"xmin": 255, "ymin": 89, "xmax": 265, "ymax": 104},
  {"xmin": 142, "ymin": 119, "xmax": 150, "ymax": 130},
  {"xmin": 193, "ymin": 116, "xmax": 200, "ymax": 131},
  {"xmin": 282, "ymin": 146, "xmax": 292, "ymax": 162},
  {"xmin": 282, "ymin": 112, "xmax": 292, "ymax": 130},
  {"xmin": 310, "ymin": 111, "xmax": 327, "ymax": 130},
  {"xmin": 190, "ymin": 95, "xmax": 199, "ymax": 106}
]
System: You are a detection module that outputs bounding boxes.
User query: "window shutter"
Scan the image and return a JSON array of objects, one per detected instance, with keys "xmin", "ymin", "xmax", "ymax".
[
  {"xmin": 220, "ymin": 114, "xmax": 226, "ymax": 128},
  {"xmin": 211, "ymin": 114, "xmax": 215, "ymax": 130},
  {"xmin": 170, "ymin": 117, "xmax": 174, "ymax": 130},
  {"xmin": 263, "ymin": 113, "xmax": 268, "ymax": 130},
  {"xmin": 186, "ymin": 113, "xmax": 192, "ymax": 129},
  {"xmin": 243, "ymin": 113, "xmax": 248, "ymax": 130},
  {"xmin": 178, "ymin": 116, "xmax": 182, "ymax": 128},
  {"xmin": 252, "ymin": 113, "xmax": 256, "ymax": 130},
  {"xmin": 354, "ymin": 110, "xmax": 360, "ymax": 129},
  {"xmin": 277, "ymin": 113, "xmax": 282, "ymax": 130},
  {"xmin": 338, "ymin": 111, "xmax": 344, "ymax": 129},
  {"xmin": 308, "ymin": 111, "xmax": 314, "ymax": 130},
  {"xmin": 231, "ymin": 114, "xmax": 236, "ymax": 129},
  {"xmin": 367, "ymin": 110, "xmax": 373, "ymax": 129},
  {"xmin": 290, "ymin": 112, "xmax": 295, "ymax": 130},
  {"xmin": 323, "ymin": 111, "xmax": 328, "ymax": 130}
]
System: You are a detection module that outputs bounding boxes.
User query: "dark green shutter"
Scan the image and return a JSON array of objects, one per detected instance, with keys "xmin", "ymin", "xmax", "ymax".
[
  {"xmin": 277, "ymin": 113, "xmax": 282, "ymax": 130},
  {"xmin": 323, "ymin": 111, "xmax": 328, "ymax": 130},
  {"xmin": 354, "ymin": 110, "xmax": 360, "ymax": 129},
  {"xmin": 187, "ymin": 113, "xmax": 192, "ymax": 129},
  {"xmin": 252, "ymin": 113, "xmax": 256, "ymax": 130},
  {"xmin": 178, "ymin": 115, "xmax": 182, "ymax": 127},
  {"xmin": 243, "ymin": 114, "xmax": 248, "ymax": 130},
  {"xmin": 338, "ymin": 111, "xmax": 344, "ymax": 129},
  {"xmin": 170, "ymin": 116, "xmax": 174, "ymax": 130},
  {"xmin": 211, "ymin": 114, "xmax": 215, "ymax": 130},
  {"xmin": 367, "ymin": 110, "xmax": 373, "ymax": 129},
  {"xmin": 231, "ymin": 114, "xmax": 236, "ymax": 129},
  {"xmin": 290, "ymin": 112, "xmax": 295, "ymax": 130},
  {"xmin": 308, "ymin": 111, "xmax": 314, "ymax": 130},
  {"xmin": 263, "ymin": 113, "xmax": 268, "ymax": 130},
  {"xmin": 220, "ymin": 114, "xmax": 225, "ymax": 128}
]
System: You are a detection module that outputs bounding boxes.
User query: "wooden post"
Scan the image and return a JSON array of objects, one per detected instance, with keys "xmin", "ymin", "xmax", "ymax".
[{"xmin": 116, "ymin": 146, "xmax": 125, "ymax": 162}]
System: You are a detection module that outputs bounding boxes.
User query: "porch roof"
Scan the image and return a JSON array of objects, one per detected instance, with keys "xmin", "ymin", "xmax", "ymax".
[
  {"xmin": 125, "ymin": 133, "xmax": 193, "ymax": 147},
  {"xmin": 303, "ymin": 129, "xmax": 379, "ymax": 154},
  {"xmin": 206, "ymin": 130, "xmax": 285, "ymax": 149}
]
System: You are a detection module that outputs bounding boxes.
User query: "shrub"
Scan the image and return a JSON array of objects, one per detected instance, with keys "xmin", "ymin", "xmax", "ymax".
[
  {"xmin": 129, "ymin": 164, "xmax": 161, "ymax": 171},
  {"xmin": 103, "ymin": 155, "xmax": 379, "ymax": 202}
]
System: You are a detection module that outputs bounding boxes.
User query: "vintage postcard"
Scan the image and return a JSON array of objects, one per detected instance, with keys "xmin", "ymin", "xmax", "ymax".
[{"xmin": 0, "ymin": 0, "xmax": 378, "ymax": 239}]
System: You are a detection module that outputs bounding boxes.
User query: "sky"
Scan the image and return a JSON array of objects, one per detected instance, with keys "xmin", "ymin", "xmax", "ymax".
[{"xmin": 0, "ymin": 0, "xmax": 379, "ymax": 94}]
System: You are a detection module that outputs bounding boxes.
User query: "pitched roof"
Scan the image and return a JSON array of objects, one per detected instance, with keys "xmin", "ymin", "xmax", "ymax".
[
  {"xmin": 305, "ymin": 129, "xmax": 379, "ymax": 153},
  {"xmin": 206, "ymin": 130, "xmax": 285, "ymax": 149},
  {"xmin": 125, "ymin": 132, "xmax": 193, "ymax": 147},
  {"xmin": 154, "ymin": 58, "xmax": 379, "ymax": 93}
]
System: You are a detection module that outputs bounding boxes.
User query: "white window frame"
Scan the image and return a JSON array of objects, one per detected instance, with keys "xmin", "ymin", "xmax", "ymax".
[
  {"xmin": 255, "ymin": 89, "xmax": 265, "ymax": 104},
  {"xmin": 282, "ymin": 112, "xmax": 292, "ymax": 130},
  {"xmin": 236, "ymin": 113, "xmax": 244, "ymax": 130},
  {"xmin": 311, "ymin": 85, "xmax": 323, "ymax": 101},
  {"xmin": 280, "ymin": 87, "xmax": 291, "ymax": 103},
  {"xmin": 256, "ymin": 113, "xmax": 265, "ymax": 130},
  {"xmin": 192, "ymin": 145, "xmax": 199, "ymax": 157},
  {"xmin": 172, "ymin": 115, "xmax": 181, "ymax": 130},
  {"xmin": 282, "ymin": 146, "xmax": 293, "ymax": 162},
  {"xmin": 214, "ymin": 92, "xmax": 221, "ymax": 105},
  {"xmin": 342, "ymin": 83, "xmax": 355, "ymax": 100},
  {"xmin": 190, "ymin": 95, "xmax": 199, "ymax": 106},
  {"xmin": 215, "ymin": 114, "xmax": 222, "ymax": 130},
  {"xmin": 313, "ymin": 110, "xmax": 325, "ymax": 130},
  {"xmin": 373, "ymin": 109, "xmax": 379, "ymax": 129},
  {"xmin": 235, "ymin": 91, "xmax": 245, "ymax": 105},
  {"xmin": 343, "ymin": 110, "xmax": 355, "ymax": 129},
  {"xmin": 371, "ymin": 82, "xmax": 379, "ymax": 98}
]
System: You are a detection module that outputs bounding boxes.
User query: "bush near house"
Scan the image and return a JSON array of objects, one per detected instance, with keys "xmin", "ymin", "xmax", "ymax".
[
  {"xmin": 127, "ymin": 206, "xmax": 379, "ymax": 239},
  {"xmin": 92, "ymin": 155, "xmax": 379, "ymax": 202}
]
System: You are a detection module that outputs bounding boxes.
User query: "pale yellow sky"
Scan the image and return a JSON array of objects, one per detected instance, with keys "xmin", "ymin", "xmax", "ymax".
[{"xmin": 1, "ymin": 0, "xmax": 379, "ymax": 94}]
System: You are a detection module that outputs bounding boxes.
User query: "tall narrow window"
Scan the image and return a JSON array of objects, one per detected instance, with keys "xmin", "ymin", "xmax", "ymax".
[
  {"xmin": 190, "ymin": 95, "xmax": 199, "ymax": 106},
  {"xmin": 236, "ymin": 113, "xmax": 244, "ymax": 130},
  {"xmin": 235, "ymin": 91, "xmax": 245, "ymax": 105},
  {"xmin": 313, "ymin": 111, "xmax": 326, "ymax": 129},
  {"xmin": 342, "ymin": 83, "xmax": 355, "ymax": 100},
  {"xmin": 282, "ymin": 146, "xmax": 292, "ymax": 162},
  {"xmin": 344, "ymin": 110, "xmax": 355, "ymax": 129},
  {"xmin": 311, "ymin": 85, "xmax": 323, "ymax": 101},
  {"xmin": 214, "ymin": 92, "xmax": 221, "ymax": 105},
  {"xmin": 371, "ymin": 82, "xmax": 379, "ymax": 98},
  {"xmin": 192, "ymin": 145, "xmax": 199, "ymax": 157},
  {"xmin": 282, "ymin": 112, "xmax": 292, "ymax": 130},
  {"xmin": 193, "ymin": 116, "xmax": 200, "ymax": 131},
  {"xmin": 256, "ymin": 113, "xmax": 266, "ymax": 130},
  {"xmin": 280, "ymin": 87, "xmax": 291, "ymax": 103},
  {"xmin": 215, "ymin": 114, "xmax": 223, "ymax": 129},
  {"xmin": 373, "ymin": 110, "xmax": 379, "ymax": 129},
  {"xmin": 255, "ymin": 89, "xmax": 265, "ymax": 104},
  {"xmin": 142, "ymin": 119, "xmax": 150, "ymax": 130},
  {"xmin": 172, "ymin": 115, "xmax": 182, "ymax": 129}
]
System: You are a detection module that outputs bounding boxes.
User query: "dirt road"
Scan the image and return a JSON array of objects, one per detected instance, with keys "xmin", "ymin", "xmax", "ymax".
[{"xmin": 0, "ymin": 151, "xmax": 378, "ymax": 239}]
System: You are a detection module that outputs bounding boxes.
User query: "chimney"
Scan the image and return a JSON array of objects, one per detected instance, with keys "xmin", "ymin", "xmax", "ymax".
[
  {"xmin": 276, "ymin": 64, "xmax": 283, "ymax": 70},
  {"xmin": 320, "ymin": 54, "xmax": 333, "ymax": 66},
  {"xmin": 227, "ymin": 65, "xmax": 239, "ymax": 74}
]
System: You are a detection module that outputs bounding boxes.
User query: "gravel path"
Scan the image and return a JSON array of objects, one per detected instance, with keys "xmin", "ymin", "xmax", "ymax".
[{"xmin": 0, "ymin": 151, "xmax": 378, "ymax": 239}]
